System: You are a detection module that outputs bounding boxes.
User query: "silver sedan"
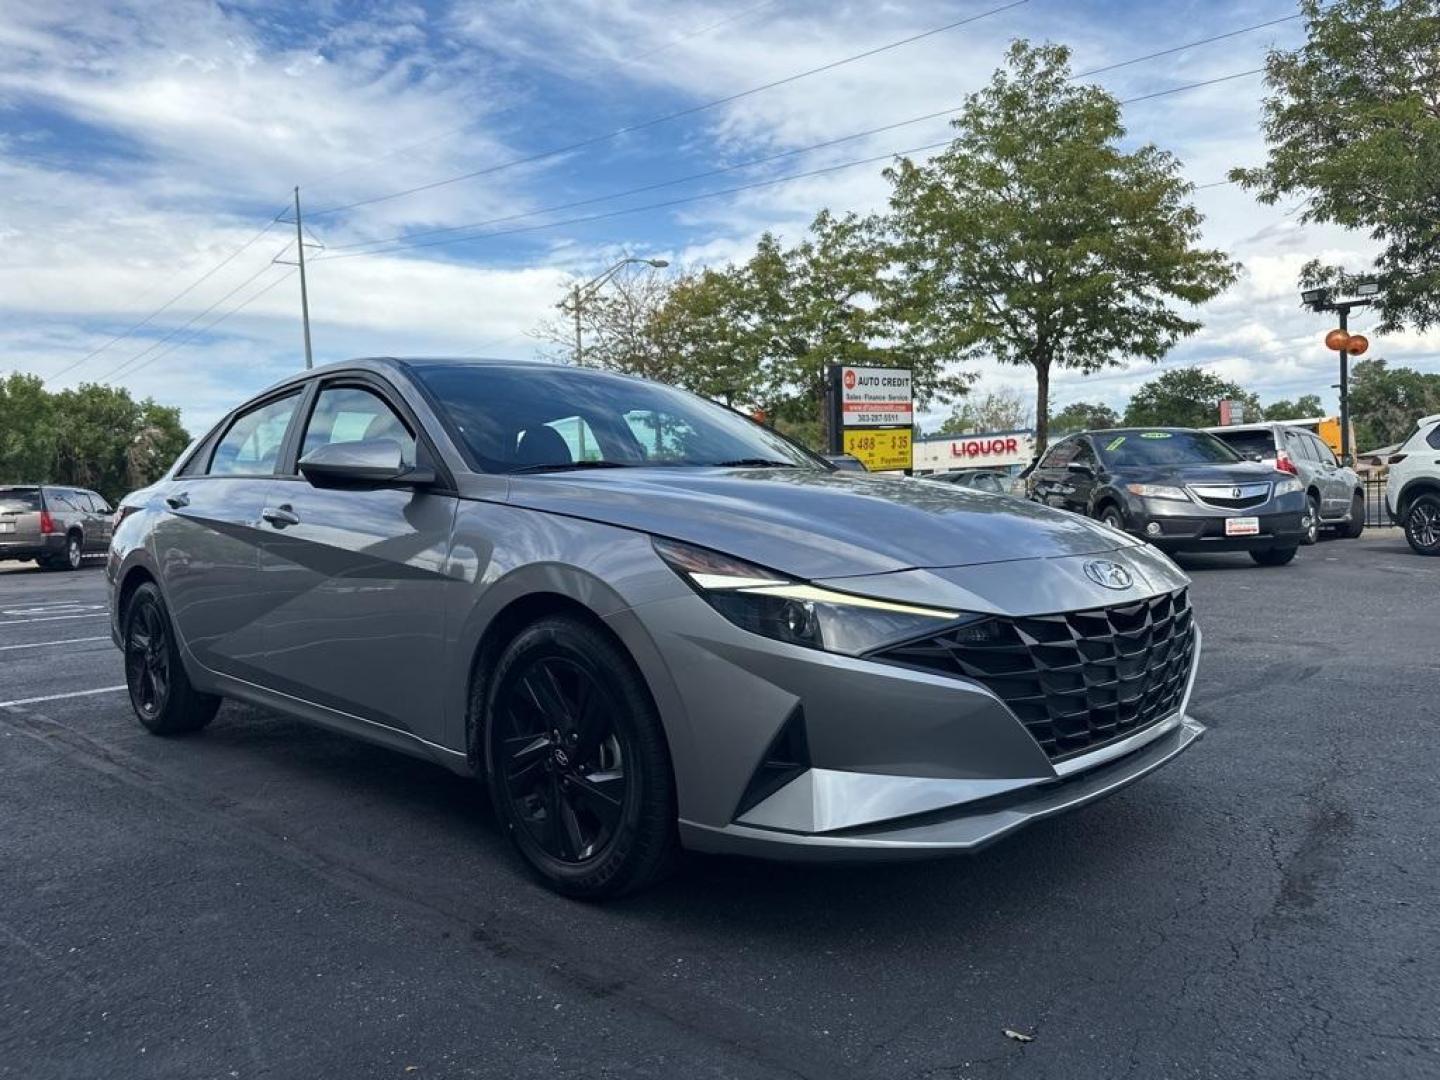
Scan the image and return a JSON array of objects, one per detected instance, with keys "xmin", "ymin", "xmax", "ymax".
[{"xmin": 108, "ymin": 358, "xmax": 1203, "ymax": 897}]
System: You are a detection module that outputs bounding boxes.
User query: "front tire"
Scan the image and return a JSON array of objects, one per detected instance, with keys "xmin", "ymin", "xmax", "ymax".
[
  {"xmin": 1403, "ymin": 493, "xmax": 1440, "ymax": 556},
  {"xmin": 1098, "ymin": 503, "xmax": 1126, "ymax": 532},
  {"xmin": 482, "ymin": 615, "xmax": 676, "ymax": 899},
  {"xmin": 1340, "ymin": 491, "xmax": 1366, "ymax": 539},
  {"xmin": 1250, "ymin": 546, "xmax": 1298, "ymax": 567},
  {"xmin": 123, "ymin": 583, "xmax": 220, "ymax": 735}
]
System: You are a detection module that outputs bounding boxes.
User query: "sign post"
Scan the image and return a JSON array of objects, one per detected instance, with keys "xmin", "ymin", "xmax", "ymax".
[{"xmin": 828, "ymin": 364, "xmax": 914, "ymax": 472}]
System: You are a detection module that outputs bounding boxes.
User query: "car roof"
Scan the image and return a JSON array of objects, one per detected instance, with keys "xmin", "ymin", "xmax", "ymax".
[{"xmin": 254, "ymin": 356, "xmax": 639, "ymax": 400}]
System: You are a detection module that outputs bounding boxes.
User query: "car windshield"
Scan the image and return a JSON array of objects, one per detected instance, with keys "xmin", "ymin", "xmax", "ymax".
[
  {"xmin": 0, "ymin": 489, "xmax": 42, "ymax": 512},
  {"xmin": 1209, "ymin": 429, "xmax": 1277, "ymax": 460},
  {"xmin": 410, "ymin": 361, "xmax": 825, "ymax": 473},
  {"xmin": 1096, "ymin": 430, "xmax": 1243, "ymax": 467}
]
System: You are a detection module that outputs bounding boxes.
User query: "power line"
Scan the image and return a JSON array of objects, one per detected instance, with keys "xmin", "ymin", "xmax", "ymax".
[
  {"xmin": 96, "ymin": 256, "xmax": 287, "ymax": 383},
  {"xmin": 316, "ymin": 68, "xmax": 1265, "ymax": 263},
  {"xmin": 1072, "ymin": 11, "xmax": 1302, "ymax": 78},
  {"xmin": 46, "ymin": 208, "xmax": 287, "ymax": 383},
  {"xmin": 305, "ymin": 0, "xmax": 1029, "ymax": 218},
  {"xmin": 116, "ymin": 269, "xmax": 298, "ymax": 381}
]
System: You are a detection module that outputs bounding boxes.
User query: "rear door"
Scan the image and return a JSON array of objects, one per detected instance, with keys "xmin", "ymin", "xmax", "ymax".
[
  {"xmin": 85, "ymin": 492, "xmax": 115, "ymax": 550},
  {"xmin": 251, "ymin": 375, "xmax": 459, "ymax": 748},
  {"xmin": 1029, "ymin": 439, "xmax": 1077, "ymax": 506},
  {"xmin": 152, "ymin": 389, "xmax": 305, "ymax": 678},
  {"xmin": 1308, "ymin": 434, "xmax": 1348, "ymax": 516}
]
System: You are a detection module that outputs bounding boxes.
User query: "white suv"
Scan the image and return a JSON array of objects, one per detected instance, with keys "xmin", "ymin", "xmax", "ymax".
[{"xmin": 1386, "ymin": 413, "xmax": 1440, "ymax": 556}]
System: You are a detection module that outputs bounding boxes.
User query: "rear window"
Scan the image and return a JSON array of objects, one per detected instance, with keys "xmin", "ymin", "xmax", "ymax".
[
  {"xmin": 1210, "ymin": 429, "xmax": 1276, "ymax": 460},
  {"xmin": 0, "ymin": 489, "xmax": 42, "ymax": 512},
  {"xmin": 1098, "ymin": 430, "xmax": 1242, "ymax": 467}
]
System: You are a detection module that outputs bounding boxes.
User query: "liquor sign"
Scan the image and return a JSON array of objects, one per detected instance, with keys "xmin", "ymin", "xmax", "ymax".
[
  {"xmin": 911, "ymin": 429, "xmax": 1035, "ymax": 473},
  {"xmin": 828, "ymin": 364, "xmax": 914, "ymax": 472}
]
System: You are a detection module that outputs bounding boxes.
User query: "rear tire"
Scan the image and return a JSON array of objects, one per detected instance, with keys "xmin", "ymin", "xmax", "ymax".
[
  {"xmin": 1301, "ymin": 495, "xmax": 1320, "ymax": 546},
  {"xmin": 1340, "ymin": 491, "xmax": 1366, "ymax": 539},
  {"xmin": 481, "ymin": 615, "xmax": 677, "ymax": 899},
  {"xmin": 1403, "ymin": 493, "xmax": 1440, "ymax": 556},
  {"xmin": 1250, "ymin": 546, "xmax": 1298, "ymax": 567},
  {"xmin": 123, "ymin": 583, "xmax": 220, "ymax": 735}
]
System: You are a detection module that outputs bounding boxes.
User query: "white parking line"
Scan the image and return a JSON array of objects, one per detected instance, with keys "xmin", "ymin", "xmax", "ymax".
[
  {"xmin": 1, "ymin": 604, "xmax": 105, "ymax": 616},
  {"xmin": 0, "ymin": 636, "xmax": 111, "ymax": 652},
  {"xmin": 0, "ymin": 613, "xmax": 109, "ymax": 626},
  {"xmin": 0, "ymin": 685, "xmax": 126, "ymax": 708}
]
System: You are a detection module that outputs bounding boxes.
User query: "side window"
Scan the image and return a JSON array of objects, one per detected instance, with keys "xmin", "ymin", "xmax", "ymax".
[
  {"xmin": 46, "ymin": 491, "xmax": 76, "ymax": 512},
  {"xmin": 1285, "ymin": 430, "xmax": 1313, "ymax": 462},
  {"xmin": 301, "ymin": 386, "xmax": 416, "ymax": 469},
  {"xmin": 1071, "ymin": 439, "xmax": 1097, "ymax": 467},
  {"xmin": 1428, "ymin": 425, "xmax": 1440, "ymax": 450},
  {"xmin": 1312, "ymin": 436, "xmax": 1338, "ymax": 466},
  {"xmin": 1041, "ymin": 439, "xmax": 1077, "ymax": 468},
  {"xmin": 209, "ymin": 393, "xmax": 301, "ymax": 477},
  {"xmin": 90, "ymin": 492, "xmax": 112, "ymax": 513}
]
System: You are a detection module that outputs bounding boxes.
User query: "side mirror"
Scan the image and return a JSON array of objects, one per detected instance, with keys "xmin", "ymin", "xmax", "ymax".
[{"xmin": 298, "ymin": 439, "xmax": 435, "ymax": 490}]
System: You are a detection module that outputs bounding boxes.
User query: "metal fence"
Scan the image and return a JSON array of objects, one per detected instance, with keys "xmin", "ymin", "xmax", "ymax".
[{"xmin": 1362, "ymin": 476, "xmax": 1392, "ymax": 527}]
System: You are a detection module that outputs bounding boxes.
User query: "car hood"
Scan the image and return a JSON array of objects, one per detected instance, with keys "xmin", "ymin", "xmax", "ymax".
[
  {"xmin": 502, "ymin": 467, "xmax": 1135, "ymax": 580},
  {"xmin": 1118, "ymin": 461, "xmax": 1281, "ymax": 486}
]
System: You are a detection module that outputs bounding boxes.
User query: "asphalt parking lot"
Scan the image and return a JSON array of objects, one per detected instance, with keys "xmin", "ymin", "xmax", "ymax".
[{"xmin": 1, "ymin": 534, "xmax": 1435, "ymax": 1080}]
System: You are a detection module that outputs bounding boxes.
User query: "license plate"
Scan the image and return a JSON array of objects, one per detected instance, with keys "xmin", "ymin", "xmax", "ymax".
[
  {"xmin": 0, "ymin": 522, "xmax": 13, "ymax": 533},
  {"xmin": 1225, "ymin": 516, "xmax": 1260, "ymax": 537}
]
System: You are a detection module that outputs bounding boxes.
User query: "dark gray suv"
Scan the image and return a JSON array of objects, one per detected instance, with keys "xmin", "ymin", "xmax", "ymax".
[{"xmin": 0, "ymin": 485, "xmax": 113, "ymax": 570}]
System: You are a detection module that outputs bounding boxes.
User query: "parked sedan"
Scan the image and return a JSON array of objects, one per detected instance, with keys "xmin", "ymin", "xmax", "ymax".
[
  {"xmin": 110, "ymin": 358, "xmax": 1203, "ymax": 897},
  {"xmin": 1027, "ymin": 428, "xmax": 1307, "ymax": 565},
  {"xmin": 923, "ymin": 469, "xmax": 1010, "ymax": 494}
]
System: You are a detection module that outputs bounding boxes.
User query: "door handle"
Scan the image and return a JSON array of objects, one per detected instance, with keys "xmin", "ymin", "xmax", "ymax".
[
  {"xmin": 261, "ymin": 505, "xmax": 300, "ymax": 528},
  {"xmin": 165, "ymin": 492, "xmax": 190, "ymax": 510}
]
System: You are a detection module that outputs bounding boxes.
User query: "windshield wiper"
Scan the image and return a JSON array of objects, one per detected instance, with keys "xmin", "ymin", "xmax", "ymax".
[
  {"xmin": 709, "ymin": 458, "xmax": 798, "ymax": 468},
  {"xmin": 511, "ymin": 460, "xmax": 637, "ymax": 474}
]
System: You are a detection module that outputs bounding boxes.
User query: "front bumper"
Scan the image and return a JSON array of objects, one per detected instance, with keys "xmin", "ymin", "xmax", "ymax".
[
  {"xmin": 1119, "ymin": 492, "xmax": 1305, "ymax": 552},
  {"xmin": 610, "ymin": 546, "xmax": 1203, "ymax": 860}
]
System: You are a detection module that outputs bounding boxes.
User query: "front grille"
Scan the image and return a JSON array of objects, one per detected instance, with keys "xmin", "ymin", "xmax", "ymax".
[
  {"xmin": 874, "ymin": 589, "xmax": 1196, "ymax": 762},
  {"xmin": 1189, "ymin": 483, "xmax": 1271, "ymax": 510}
]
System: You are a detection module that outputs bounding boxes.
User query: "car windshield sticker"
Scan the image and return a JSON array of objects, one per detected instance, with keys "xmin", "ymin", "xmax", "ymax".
[
  {"xmin": 1105, "ymin": 436, "xmax": 1126, "ymax": 452},
  {"xmin": 1140, "ymin": 432, "xmax": 1171, "ymax": 439}
]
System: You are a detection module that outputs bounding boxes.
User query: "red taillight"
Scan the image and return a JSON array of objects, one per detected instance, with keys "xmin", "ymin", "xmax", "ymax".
[
  {"xmin": 1388, "ymin": 453, "xmax": 1408, "ymax": 465},
  {"xmin": 38, "ymin": 510, "xmax": 56, "ymax": 534},
  {"xmin": 1276, "ymin": 450, "xmax": 1299, "ymax": 475}
]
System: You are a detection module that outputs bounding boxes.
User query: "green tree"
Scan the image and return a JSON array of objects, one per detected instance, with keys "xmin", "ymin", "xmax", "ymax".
[
  {"xmin": 1231, "ymin": 0, "xmax": 1440, "ymax": 332},
  {"xmin": 936, "ymin": 386, "xmax": 1031, "ymax": 435},
  {"xmin": 648, "ymin": 267, "xmax": 767, "ymax": 407},
  {"xmin": 1348, "ymin": 358, "xmax": 1440, "ymax": 449},
  {"xmin": 886, "ymin": 41, "xmax": 1238, "ymax": 451},
  {"xmin": 1262, "ymin": 393, "xmax": 1325, "ymax": 421},
  {"xmin": 1123, "ymin": 367, "xmax": 1261, "ymax": 429},
  {"xmin": 0, "ymin": 373, "xmax": 57, "ymax": 482},
  {"xmin": 1050, "ymin": 400, "xmax": 1120, "ymax": 434}
]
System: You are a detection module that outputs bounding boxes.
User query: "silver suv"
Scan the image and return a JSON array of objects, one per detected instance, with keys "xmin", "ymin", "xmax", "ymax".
[
  {"xmin": 0, "ymin": 485, "xmax": 114, "ymax": 570},
  {"xmin": 1206, "ymin": 423, "xmax": 1365, "ymax": 545}
]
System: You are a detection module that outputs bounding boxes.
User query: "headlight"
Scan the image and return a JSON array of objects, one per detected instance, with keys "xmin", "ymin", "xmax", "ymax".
[
  {"xmin": 653, "ymin": 538, "xmax": 968, "ymax": 655},
  {"xmin": 1274, "ymin": 477, "xmax": 1303, "ymax": 496},
  {"xmin": 1126, "ymin": 483, "xmax": 1190, "ymax": 502}
]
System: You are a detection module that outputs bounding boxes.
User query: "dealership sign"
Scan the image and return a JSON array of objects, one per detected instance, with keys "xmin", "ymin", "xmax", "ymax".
[{"xmin": 829, "ymin": 364, "xmax": 914, "ymax": 472}]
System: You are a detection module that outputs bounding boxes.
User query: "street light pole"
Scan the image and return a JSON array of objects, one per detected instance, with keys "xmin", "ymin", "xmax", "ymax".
[
  {"xmin": 1302, "ymin": 282, "xmax": 1381, "ymax": 465},
  {"xmin": 294, "ymin": 186, "xmax": 314, "ymax": 371},
  {"xmin": 561, "ymin": 256, "xmax": 669, "ymax": 367},
  {"xmin": 1336, "ymin": 304, "xmax": 1350, "ymax": 462}
]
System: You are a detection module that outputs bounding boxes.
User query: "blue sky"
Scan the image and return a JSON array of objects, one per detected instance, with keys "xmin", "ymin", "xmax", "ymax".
[{"xmin": 2, "ymin": 0, "xmax": 1435, "ymax": 434}]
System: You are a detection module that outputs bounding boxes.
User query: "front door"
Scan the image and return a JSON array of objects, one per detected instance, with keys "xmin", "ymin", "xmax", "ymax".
[
  {"xmin": 152, "ymin": 390, "xmax": 303, "ymax": 678},
  {"xmin": 252, "ymin": 379, "xmax": 460, "ymax": 749}
]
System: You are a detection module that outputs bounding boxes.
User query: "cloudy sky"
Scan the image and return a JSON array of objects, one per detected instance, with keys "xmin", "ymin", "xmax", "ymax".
[{"xmin": 2, "ymin": 0, "xmax": 1436, "ymax": 435}]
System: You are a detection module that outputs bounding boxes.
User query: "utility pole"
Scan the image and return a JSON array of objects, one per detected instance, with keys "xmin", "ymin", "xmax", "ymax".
[
  {"xmin": 558, "ymin": 256, "xmax": 669, "ymax": 369},
  {"xmin": 1336, "ymin": 305, "xmax": 1350, "ymax": 462},
  {"xmin": 571, "ymin": 284, "xmax": 583, "ymax": 367},
  {"xmin": 294, "ymin": 186, "xmax": 314, "ymax": 370}
]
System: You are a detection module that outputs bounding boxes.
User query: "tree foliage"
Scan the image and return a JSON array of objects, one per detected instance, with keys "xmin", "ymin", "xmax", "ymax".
[
  {"xmin": 936, "ymin": 386, "xmax": 1031, "ymax": 435},
  {"xmin": 1231, "ymin": 0, "xmax": 1440, "ymax": 331},
  {"xmin": 1348, "ymin": 357, "xmax": 1440, "ymax": 448},
  {"xmin": 886, "ymin": 41, "xmax": 1238, "ymax": 450},
  {"xmin": 1262, "ymin": 393, "xmax": 1325, "ymax": 421},
  {"xmin": 1049, "ymin": 400, "xmax": 1120, "ymax": 434},
  {"xmin": 0, "ymin": 375, "xmax": 189, "ymax": 502},
  {"xmin": 1123, "ymin": 367, "xmax": 1261, "ymax": 429}
]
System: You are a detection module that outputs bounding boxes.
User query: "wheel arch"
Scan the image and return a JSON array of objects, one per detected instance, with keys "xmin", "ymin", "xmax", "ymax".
[
  {"xmin": 117, "ymin": 563, "xmax": 157, "ymax": 625},
  {"xmin": 1397, "ymin": 477, "xmax": 1440, "ymax": 517}
]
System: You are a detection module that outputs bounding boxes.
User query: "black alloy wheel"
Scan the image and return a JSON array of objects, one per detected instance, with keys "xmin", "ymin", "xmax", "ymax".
[
  {"xmin": 1404, "ymin": 494, "xmax": 1440, "ymax": 556},
  {"xmin": 483, "ymin": 616, "xmax": 676, "ymax": 898},
  {"xmin": 123, "ymin": 583, "xmax": 220, "ymax": 735},
  {"xmin": 1301, "ymin": 495, "xmax": 1320, "ymax": 546},
  {"xmin": 126, "ymin": 595, "xmax": 171, "ymax": 720}
]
